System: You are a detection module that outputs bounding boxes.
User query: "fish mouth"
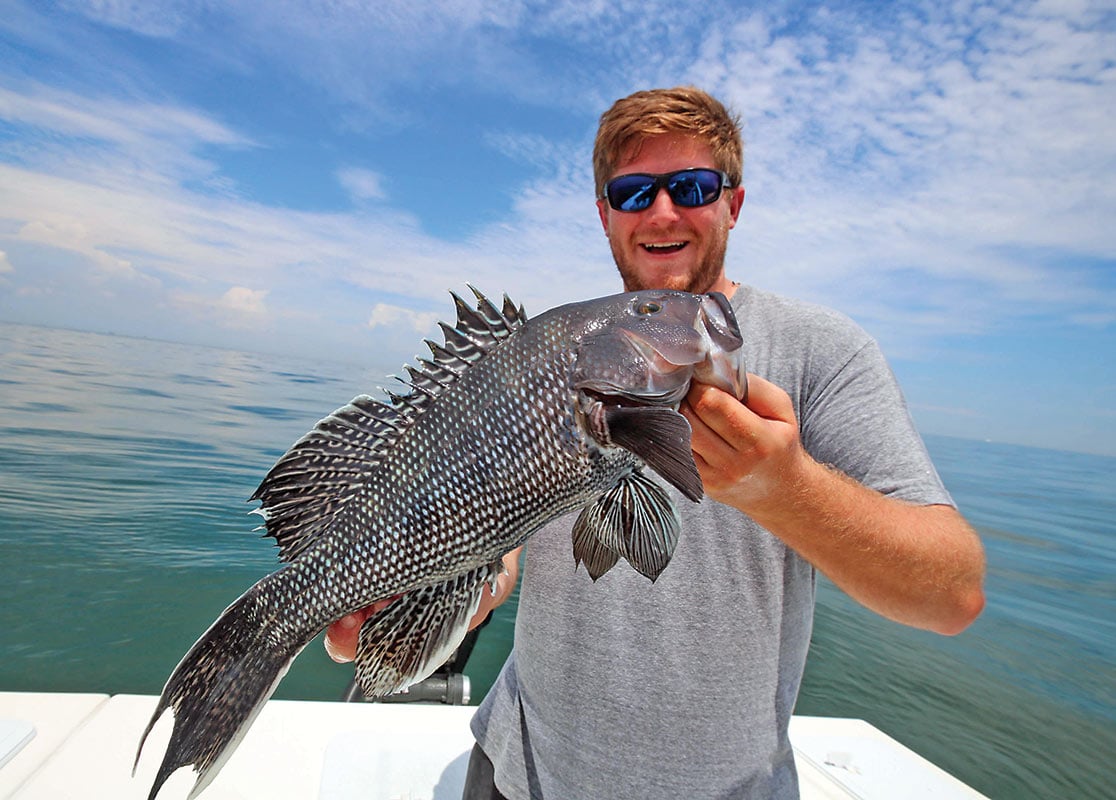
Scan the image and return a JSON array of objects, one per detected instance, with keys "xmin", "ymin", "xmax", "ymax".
[
  {"xmin": 693, "ymin": 292, "xmax": 748, "ymax": 401},
  {"xmin": 579, "ymin": 387, "xmax": 677, "ymax": 410},
  {"xmin": 610, "ymin": 292, "xmax": 746, "ymax": 403}
]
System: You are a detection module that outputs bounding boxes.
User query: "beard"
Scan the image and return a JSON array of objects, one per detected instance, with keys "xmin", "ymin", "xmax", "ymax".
[{"xmin": 611, "ymin": 221, "xmax": 732, "ymax": 295}]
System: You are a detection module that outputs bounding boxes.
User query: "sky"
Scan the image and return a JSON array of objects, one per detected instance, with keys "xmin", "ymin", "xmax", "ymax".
[{"xmin": 1, "ymin": 0, "xmax": 1114, "ymax": 457}]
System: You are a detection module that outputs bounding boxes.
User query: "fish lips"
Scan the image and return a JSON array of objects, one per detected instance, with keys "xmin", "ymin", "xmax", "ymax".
[
  {"xmin": 701, "ymin": 291, "xmax": 744, "ymax": 350},
  {"xmin": 695, "ymin": 292, "xmax": 748, "ymax": 401}
]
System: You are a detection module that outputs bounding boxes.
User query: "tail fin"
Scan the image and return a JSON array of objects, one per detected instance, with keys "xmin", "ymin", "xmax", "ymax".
[{"xmin": 135, "ymin": 579, "xmax": 311, "ymax": 800}]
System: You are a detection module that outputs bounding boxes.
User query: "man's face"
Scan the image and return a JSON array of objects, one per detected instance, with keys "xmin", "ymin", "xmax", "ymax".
[{"xmin": 597, "ymin": 133, "xmax": 745, "ymax": 296}]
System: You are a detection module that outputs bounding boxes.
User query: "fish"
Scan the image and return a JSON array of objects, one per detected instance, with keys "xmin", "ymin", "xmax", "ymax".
[{"xmin": 134, "ymin": 287, "xmax": 748, "ymax": 799}]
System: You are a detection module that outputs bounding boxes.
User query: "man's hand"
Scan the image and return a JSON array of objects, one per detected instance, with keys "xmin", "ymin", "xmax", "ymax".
[
  {"xmin": 680, "ymin": 373, "xmax": 985, "ymax": 635},
  {"xmin": 680, "ymin": 373, "xmax": 808, "ymax": 514},
  {"xmin": 324, "ymin": 597, "xmax": 397, "ymax": 664}
]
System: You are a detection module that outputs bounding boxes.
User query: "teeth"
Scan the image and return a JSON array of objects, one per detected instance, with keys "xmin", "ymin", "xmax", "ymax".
[{"xmin": 644, "ymin": 242, "xmax": 685, "ymax": 251}]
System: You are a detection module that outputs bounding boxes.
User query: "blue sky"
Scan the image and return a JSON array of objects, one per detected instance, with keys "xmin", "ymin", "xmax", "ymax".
[{"xmin": 1, "ymin": 0, "xmax": 1114, "ymax": 456}]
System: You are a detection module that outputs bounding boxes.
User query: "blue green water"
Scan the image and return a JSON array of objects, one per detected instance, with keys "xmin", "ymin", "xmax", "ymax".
[{"xmin": 1, "ymin": 321, "xmax": 1113, "ymax": 798}]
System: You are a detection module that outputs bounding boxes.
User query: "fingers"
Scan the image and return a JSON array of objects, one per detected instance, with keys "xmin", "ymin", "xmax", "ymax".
[
  {"xmin": 682, "ymin": 380, "xmax": 756, "ymax": 470},
  {"xmin": 323, "ymin": 596, "xmax": 400, "ymax": 663},
  {"xmin": 681, "ymin": 374, "xmax": 802, "ymax": 506},
  {"xmin": 688, "ymin": 373, "xmax": 791, "ymax": 426},
  {"xmin": 683, "ymin": 375, "xmax": 794, "ymax": 450},
  {"xmin": 324, "ymin": 611, "xmax": 366, "ymax": 663},
  {"xmin": 468, "ymin": 548, "xmax": 522, "ymax": 631},
  {"xmin": 737, "ymin": 373, "xmax": 795, "ymax": 422}
]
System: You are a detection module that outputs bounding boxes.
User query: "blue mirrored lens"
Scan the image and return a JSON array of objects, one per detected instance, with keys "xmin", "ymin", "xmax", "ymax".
[
  {"xmin": 607, "ymin": 175, "xmax": 658, "ymax": 211},
  {"xmin": 668, "ymin": 171, "xmax": 715, "ymax": 206},
  {"xmin": 605, "ymin": 169, "xmax": 726, "ymax": 212}
]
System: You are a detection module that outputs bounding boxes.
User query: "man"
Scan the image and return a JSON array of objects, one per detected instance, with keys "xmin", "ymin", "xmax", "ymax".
[{"xmin": 327, "ymin": 87, "xmax": 986, "ymax": 799}]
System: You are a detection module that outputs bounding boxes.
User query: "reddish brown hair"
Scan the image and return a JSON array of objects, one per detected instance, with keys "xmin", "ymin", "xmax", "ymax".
[{"xmin": 593, "ymin": 86, "xmax": 743, "ymax": 197}]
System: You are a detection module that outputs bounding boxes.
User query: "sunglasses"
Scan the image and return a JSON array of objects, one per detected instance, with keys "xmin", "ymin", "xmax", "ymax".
[{"xmin": 602, "ymin": 168, "xmax": 732, "ymax": 212}]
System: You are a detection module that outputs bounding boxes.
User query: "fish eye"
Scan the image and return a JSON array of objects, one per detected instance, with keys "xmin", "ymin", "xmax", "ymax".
[{"xmin": 635, "ymin": 300, "xmax": 662, "ymax": 315}]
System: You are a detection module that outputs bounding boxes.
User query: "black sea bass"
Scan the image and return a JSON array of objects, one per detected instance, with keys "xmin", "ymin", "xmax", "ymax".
[{"xmin": 136, "ymin": 288, "xmax": 748, "ymax": 799}]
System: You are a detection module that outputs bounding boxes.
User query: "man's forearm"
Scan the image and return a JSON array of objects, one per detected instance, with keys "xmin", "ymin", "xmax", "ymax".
[{"xmin": 743, "ymin": 454, "xmax": 986, "ymax": 635}]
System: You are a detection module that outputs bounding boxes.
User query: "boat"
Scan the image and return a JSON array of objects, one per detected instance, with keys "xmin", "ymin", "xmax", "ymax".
[{"xmin": 1, "ymin": 685, "xmax": 989, "ymax": 799}]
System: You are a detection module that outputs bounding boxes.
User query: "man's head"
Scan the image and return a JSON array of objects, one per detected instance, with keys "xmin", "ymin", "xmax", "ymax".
[
  {"xmin": 593, "ymin": 87, "xmax": 743, "ymax": 197},
  {"xmin": 593, "ymin": 87, "xmax": 745, "ymax": 296}
]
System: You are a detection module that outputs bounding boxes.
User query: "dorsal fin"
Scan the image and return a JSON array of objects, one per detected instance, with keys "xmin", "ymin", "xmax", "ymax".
[
  {"xmin": 248, "ymin": 395, "xmax": 406, "ymax": 561},
  {"xmin": 249, "ymin": 289, "xmax": 528, "ymax": 562}
]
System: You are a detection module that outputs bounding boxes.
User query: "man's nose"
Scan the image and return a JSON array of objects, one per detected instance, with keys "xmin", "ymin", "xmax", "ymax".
[{"xmin": 643, "ymin": 186, "xmax": 681, "ymax": 222}]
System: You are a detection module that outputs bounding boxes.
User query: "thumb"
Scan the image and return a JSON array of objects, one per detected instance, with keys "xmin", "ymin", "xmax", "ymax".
[{"xmin": 741, "ymin": 373, "xmax": 794, "ymax": 423}]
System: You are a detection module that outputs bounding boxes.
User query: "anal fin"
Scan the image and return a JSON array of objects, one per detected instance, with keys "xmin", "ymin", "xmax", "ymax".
[{"xmin": 353, "ymin": 561, "xmax": 503, "ymax": 699}]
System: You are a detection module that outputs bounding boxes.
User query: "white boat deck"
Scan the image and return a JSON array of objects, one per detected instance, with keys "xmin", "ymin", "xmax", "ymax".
[{"xmin": 0, "ymin": 692, "xmax": 988, "ymax": 799}]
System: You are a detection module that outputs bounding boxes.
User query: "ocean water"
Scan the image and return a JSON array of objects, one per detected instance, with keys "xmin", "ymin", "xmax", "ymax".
[{"xmin": 1, "ymin": 321, "xmax": 1113, "ymax": 798}]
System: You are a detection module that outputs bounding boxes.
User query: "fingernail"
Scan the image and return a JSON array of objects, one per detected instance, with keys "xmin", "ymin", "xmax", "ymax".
[{"xmin": 324, "ymin": 634, "xmax": 352, "ymax": 664}]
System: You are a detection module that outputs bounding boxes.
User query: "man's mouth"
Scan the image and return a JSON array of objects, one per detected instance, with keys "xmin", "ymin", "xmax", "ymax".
[{"xmin": 641, "ymin": 241, "xmax": 687, "ymax": 255}]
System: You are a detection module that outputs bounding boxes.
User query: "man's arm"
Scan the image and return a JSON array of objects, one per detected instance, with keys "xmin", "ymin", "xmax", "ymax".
[
  {"xmin": 682, "ymin": 375, "xmax": 986, "ymax": 635},
  {"xmin": 324, "ymin": 547, "xmax": 522, "ymax": 663}
]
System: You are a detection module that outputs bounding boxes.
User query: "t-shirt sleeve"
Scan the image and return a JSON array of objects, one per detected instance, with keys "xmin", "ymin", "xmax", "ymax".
[{"xmin": 798, "ymin": 337, "xmax": 954, "ymax": 507}]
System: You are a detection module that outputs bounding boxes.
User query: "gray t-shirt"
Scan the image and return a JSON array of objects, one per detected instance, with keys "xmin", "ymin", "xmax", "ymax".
[{"xmin": 470, "ymin": 285, "xmax": 952, "ymax": 799}]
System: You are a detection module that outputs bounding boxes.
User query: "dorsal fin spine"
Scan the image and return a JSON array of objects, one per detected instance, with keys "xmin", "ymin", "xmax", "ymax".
[
  {"xmin": 438, "ymin": 323, "xmax": 484, "ymax": 363},
  {"xmin": 450, "ymin": 292, "xmax": 497, "ymax": 340}
]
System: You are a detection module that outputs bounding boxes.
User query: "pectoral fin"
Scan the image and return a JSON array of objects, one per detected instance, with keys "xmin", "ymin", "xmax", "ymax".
[
  {"xmin": 353, "ymin": 562, "xmax": 503, "ymax": 698},
  {"xmin": 571, "ymin": 469, "xmax": 681, "ymax": 582},
  {"xmin": 603, "ymin": 406, "xmax": 704, "ymax": 502}
]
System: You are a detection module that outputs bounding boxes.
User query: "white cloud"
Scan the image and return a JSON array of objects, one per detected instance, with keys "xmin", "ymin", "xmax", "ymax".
[
  {"xmin": 675, "ymin": 0, "xmax": 1116, "ymax": 347},
  {"xmin": 60, "ymin": 0, "xmax": 188, "ymax": 37},
  {"xmin": 0, "ymin": 250, "xmax": 12, "ymax": 274},
  {"xmin": 17, "ymin": 216, "xmax": 144, "ymax": 281},
  {"xmin": 367, "ymin": 303, "xmax": 442, "ymax": 334},
  {"xmin": 0, "ymin": 84, "xmax": 249, "ymax": 151},
  {"xmin": 337, "ymin": 167, "xmax": 387, "ymax": 202},
  {"xmin": 219, "ymin": 286, "xmax": 268, "ymax": 315}
]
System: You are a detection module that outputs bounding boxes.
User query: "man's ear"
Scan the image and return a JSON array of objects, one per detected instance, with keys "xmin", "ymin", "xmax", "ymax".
[
  {"xmin": 727, "ymin": 186, "xmax": 745, "ymax": 228},
  {"xmin": 596, "ymin": 198, "xmax": 610, "ymax": 236}
]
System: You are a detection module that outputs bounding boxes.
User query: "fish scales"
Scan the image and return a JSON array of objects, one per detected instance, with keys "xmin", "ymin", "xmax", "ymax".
[
  {"xmin": 288, "ymin": 328, "xmax": 627, "ymax": 624},
  {"xmin": 136, "ymin": 288, "xmax": 748, "ymax": 800}
]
